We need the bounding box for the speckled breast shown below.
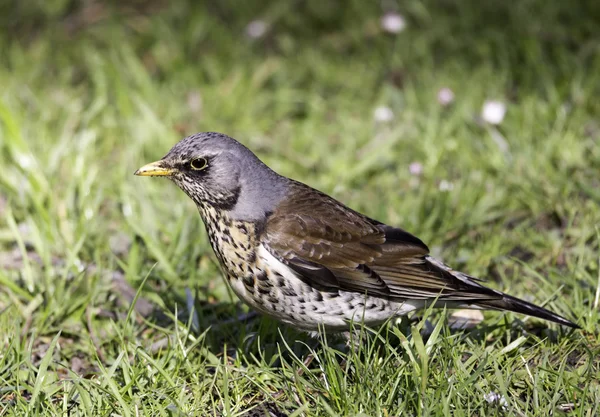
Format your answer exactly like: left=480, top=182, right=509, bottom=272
left=197, top=205, right=261, bottom=279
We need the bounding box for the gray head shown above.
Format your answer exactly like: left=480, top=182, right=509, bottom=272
left=135, top=132, right=289, bottom=220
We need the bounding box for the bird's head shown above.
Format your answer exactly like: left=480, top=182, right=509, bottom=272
left=135, top=132, right=287, bottom=220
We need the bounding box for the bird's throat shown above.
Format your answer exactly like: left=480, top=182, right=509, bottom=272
left=196, top=205, right=262, bottom=278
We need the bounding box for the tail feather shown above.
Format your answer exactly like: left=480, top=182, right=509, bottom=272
left=475, top=293, right=580, bottom=329
left=423, top=256, right=579, bottom=328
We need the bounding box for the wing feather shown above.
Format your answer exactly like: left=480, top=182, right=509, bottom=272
left=263, top=182, right=501, bottom=302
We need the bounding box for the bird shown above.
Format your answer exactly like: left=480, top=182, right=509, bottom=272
left=135, top=132, right=579, bottom=332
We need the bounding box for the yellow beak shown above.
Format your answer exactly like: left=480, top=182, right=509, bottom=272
left=134, top=160, right=175, bottom=177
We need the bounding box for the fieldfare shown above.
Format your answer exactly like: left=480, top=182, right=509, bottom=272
left=135, top=132, right=578, bottom=332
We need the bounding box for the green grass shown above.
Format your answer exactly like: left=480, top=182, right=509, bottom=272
left=1, top=0, right=599, bottom=415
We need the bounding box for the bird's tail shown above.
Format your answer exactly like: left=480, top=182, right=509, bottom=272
left=422, top=256, right=579, bottom=328
left=474, top=293, right=579, bottom=329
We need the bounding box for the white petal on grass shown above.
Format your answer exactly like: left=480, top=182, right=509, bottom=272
left=18, top=222, right=31, bottom=237
left=74, top=258, right=85, bottom=272
left=438, top=179, right=454, bottom=191
left=482, top=100, right=506, bottom=125
left=449, top=309, right=483, bottom=329
left=16, top=152, right=35, bottom=169
left=122, top=203, right=133, bottom=217
left=187, top=91, right=202, bottom=113
left=437, top=87, right=455, bottom=106
left=380, top=12, right=406, bottom=34
left=409, top=162, right=423, bottom=176
left=558, top=404, right=576, bottom=412
left=373, top=106, right=394, bottom=122
left=484, top=391, right=507, bottom=408
left=246, top=20, right=268, bottom=39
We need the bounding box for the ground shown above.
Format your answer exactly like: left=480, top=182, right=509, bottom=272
left=0, top=0, right=599, bottom=415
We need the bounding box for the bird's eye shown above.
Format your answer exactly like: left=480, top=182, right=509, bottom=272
left=190, top=157, right=208, bottom=171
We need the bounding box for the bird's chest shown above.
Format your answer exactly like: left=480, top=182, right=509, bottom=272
left=198, top=206, right=259, bottom=278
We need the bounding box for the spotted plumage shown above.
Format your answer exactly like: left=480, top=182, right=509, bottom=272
left=135, top=132, right=579, bottom=331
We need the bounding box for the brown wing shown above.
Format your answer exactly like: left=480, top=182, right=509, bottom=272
left=263, top=182, right=498, bottom=302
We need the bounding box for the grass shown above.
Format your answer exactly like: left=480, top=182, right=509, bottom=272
left=0, top=0, right=599, bottom=415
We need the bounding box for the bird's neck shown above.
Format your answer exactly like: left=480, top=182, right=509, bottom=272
left=226, top=169, right=289, bottom=222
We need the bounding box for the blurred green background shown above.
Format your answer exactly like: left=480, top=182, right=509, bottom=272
left=0, top=1, right=599, bottom=415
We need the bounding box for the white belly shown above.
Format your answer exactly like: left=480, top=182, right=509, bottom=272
left=227, top=245, right=420, bottom=332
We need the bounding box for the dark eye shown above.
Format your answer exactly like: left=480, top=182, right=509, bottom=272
left=190, top=157, right=208, bottom=171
